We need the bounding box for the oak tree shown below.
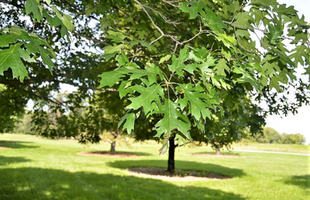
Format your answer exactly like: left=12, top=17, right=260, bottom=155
left=0, top=0, right=309, bottom=173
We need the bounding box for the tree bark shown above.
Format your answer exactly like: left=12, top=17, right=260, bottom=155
left=216, top=148, right=221, bottom=155
left=109, top=141, right=116, bottom=154
left=167, top=136, right=176, bottom=174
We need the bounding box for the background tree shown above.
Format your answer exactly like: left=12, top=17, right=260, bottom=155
left=0, top=84, right=27, bottom=133
left=0, top=0, right=309, bottom=173
left=282, top=133, right=306, bottom=145
left=13, top=111, right=35, bottom=135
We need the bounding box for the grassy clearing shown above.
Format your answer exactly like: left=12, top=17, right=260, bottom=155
left=0, top=134, right=309, bottom=200
left=233, top=142, right=310, bottom=154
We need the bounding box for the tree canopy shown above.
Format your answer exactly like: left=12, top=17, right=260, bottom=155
left=0, top=0, right=309, bottom=172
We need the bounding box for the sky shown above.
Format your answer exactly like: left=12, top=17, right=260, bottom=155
left=264, top=0, right=310, bottom=144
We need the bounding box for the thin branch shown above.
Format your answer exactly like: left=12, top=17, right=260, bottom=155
left=162, top=0, right=180, bottom=8
left=223, top=20, right=269, bottom=34
left=142, top=4, right=180, bottom=25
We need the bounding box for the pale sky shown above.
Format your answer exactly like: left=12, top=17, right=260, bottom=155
left=264, top=0, right=310, bottom=144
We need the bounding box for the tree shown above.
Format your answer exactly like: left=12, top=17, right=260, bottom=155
left=1, top=0, right=309, bottom=173
left=0, top=84, right=27, bottom=133
left=282, top=133, right=306, bottom=144
left=13, top=111, right=35, bottom=135
left=254, top=127, right=283, bottom=144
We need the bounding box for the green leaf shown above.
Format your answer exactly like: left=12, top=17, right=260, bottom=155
left=118, top=112, right=135, bottom=134
left=273, top=4, right=297, bottom=15
left=127, top=84, right=164, bottom=115
left=153, top=99, right=191, bottom=140
left=199, top=54, right=217, bottom=74
left=159, top=55, right=171, bottom=64
left=20, top=33, right=55, bottom=70
left=180, top=2, right=226, bottom=33
left=116, top=52, right=129, bottom=67
left=0, top=32, right=18, bottom=47
left=214, top=59, right=229, bottom=76
left=234, top=12, right=253, bottom=27
left=177, top=84, right=213, bottom=120
left=25, top=0, right=43, bottom=22
left=289, top=45, right=307, bottom=65
left=103, top=44, right=124, bottom=55
left=98, top=67, right=128, bottom=88
left=233, top=66, right=260, bottom=91
left=127, top=63, right=163, bottom=85
left=168, top=46, right=189, bottom=76
left=180, top=2, right=204, bottom=19
left=0, top=44, right=35, bottom=82
left=267, top=24, right=283, bottom=45
left=130, top=40, right=156, bottom=51
left=62, top=14, right=74, bottom=31
left=250, top=0, right=278, bottom=9
left=103, top=44, right=124, bottom=60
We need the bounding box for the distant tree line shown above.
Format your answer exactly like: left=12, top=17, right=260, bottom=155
left=245, top=127, right=306, bottom=145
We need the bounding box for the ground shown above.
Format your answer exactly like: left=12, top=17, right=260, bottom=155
left=77, top=151, right=234, bottom=181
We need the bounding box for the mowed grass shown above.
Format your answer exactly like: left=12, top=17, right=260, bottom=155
left=0, top=134, right=309, bottom=200
left=233, top=142, right=310, bottom=154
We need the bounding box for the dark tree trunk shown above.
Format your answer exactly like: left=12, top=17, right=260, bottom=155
left=110, top=141, right=116, bottom=154
left=167, top=137, right=176, bottom=174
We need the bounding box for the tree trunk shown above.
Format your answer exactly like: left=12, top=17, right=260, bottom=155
left=167, top=137, right=176, bottom=174
left=110, top=141, right=116, bottom=154
left=216, top=148, right=221, bottom=155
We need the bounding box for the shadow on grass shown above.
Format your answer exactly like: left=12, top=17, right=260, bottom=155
left=108, top=160, right=246, bottom=178
left=284, top=175, right=310, bottom=189
left=84, top=151, right=152, bottom=156
left=0, top=155, right=31, bottom=166
left=0, top=140, right=38, bottom=149
left=0, top=167, right=246, bottom=200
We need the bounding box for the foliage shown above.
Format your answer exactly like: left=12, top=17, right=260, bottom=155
left=0, top=0, right=309, bottom=171
left=13, top=111, right=35, bottom=135
left=281, top=133, right=306, bottom=145
left=96, top=0, right=310, bottom=153
left=0, top=84, right=27, bottom=133
left=246, top=127, right=306, bottom=145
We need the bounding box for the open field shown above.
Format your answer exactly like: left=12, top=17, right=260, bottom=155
left=0, top=134, right=309, bottom=200
left=233, top=142, right=310, bottom=154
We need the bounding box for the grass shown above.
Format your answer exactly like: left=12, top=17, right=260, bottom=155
left=0, top=133, right=309, bottom=200
left=233, top=142, right=310, bottom=154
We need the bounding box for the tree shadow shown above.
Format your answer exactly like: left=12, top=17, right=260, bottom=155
left=79, top=150, right=152, bottom=156
left=0, top=140, right=38, bottom=149
left=284, top=174, right=310, bottom=189
left=0, top=167, right=246, bottom=200
left=108, top=160, right=246, bottom=178
left=0, top=155, right=31, bottom=166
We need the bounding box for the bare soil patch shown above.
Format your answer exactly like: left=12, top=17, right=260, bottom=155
left=0, top=146, right=11, bottom=149
left=128, top=167, right=230, bottom=181
left=77, top=151, right=145, bottom=157
left=0, top=141, right=15, bottom=149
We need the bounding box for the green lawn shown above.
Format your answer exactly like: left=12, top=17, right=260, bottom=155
left=0, top=134, right=309, bottom=200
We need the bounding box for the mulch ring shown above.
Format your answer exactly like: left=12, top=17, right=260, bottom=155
left=0, top=141, right=15, bottom=149
left=128, top=167, right=230, bottom=181
left=77, top=151, right=145, bottom=157
left=0, top=146, right=11, bottom=149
